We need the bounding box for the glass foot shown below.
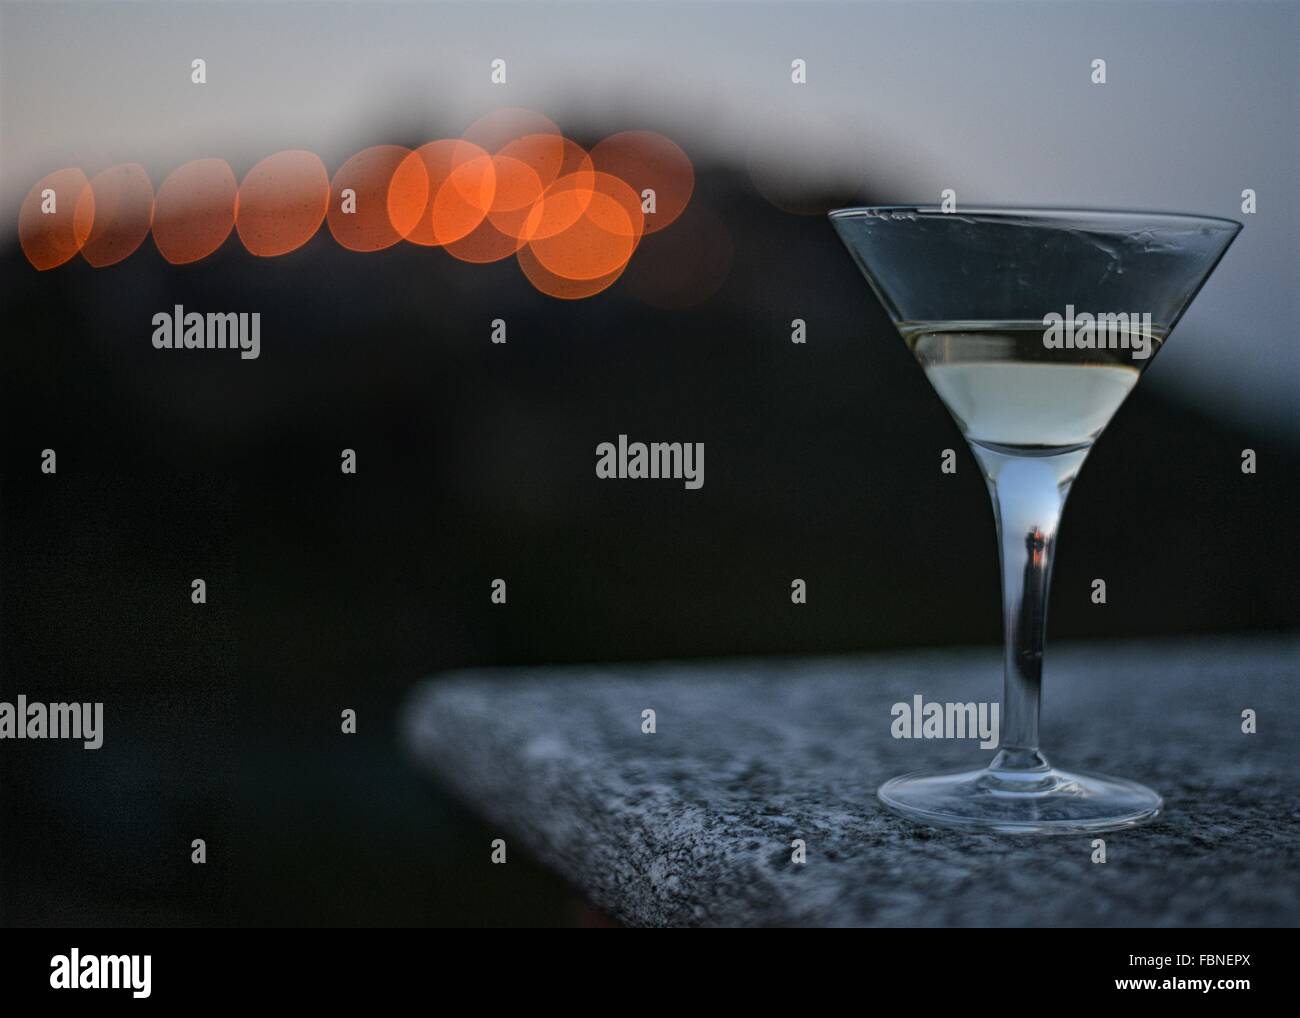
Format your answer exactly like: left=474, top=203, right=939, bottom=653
left=878, top=765, right=1162, bottom=834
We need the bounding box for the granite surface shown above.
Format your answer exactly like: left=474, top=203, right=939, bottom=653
left=403, top=637, right=1300, bottom=927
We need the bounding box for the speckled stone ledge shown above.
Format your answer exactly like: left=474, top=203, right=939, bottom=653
left=404, top=637, right=1300, bottom=927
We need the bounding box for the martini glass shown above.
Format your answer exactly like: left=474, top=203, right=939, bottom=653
left=830, top=206, right=1241, bottom=833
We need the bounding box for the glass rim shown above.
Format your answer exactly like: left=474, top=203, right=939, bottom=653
left=828, top=204, right=1243, bottom=231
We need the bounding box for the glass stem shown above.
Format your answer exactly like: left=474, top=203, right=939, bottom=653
left=970, top=444, right=1088, bottom=776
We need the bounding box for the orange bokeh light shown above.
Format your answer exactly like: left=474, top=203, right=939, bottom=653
left=429, top=152, right=497, bottom=247
left=152, top=158, right=238, bottom=265
left=589, top=130, right=693, bottom=234
left=19, top=167, right=93, bottom=270
left=76, top=163, right=155, bottom=268
left=18, top=115, right=695, bottom=300
left=443, top=217, right=526, bottom=264
left=527, top=178, right=641, bottom=281
left=494, top=132, right=590, bottom=194
left=517, top=242, right=626, bottom=300
left=484, top=154, right=546, bottom=242
left=235, top=150, right=329, bottom=257
left=328, top=145, right=415, bottom=253
left=523, top=175, right=591, bottom=243
left=389, top=140, right=494, bottom=247
left=385, top=146, right=431, bottom=241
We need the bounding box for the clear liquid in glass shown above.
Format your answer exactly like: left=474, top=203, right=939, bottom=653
left=900, top=320, right=1168, bottom=453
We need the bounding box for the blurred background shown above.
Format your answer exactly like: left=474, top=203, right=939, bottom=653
left=1, top=0, right=1296, bottom=926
